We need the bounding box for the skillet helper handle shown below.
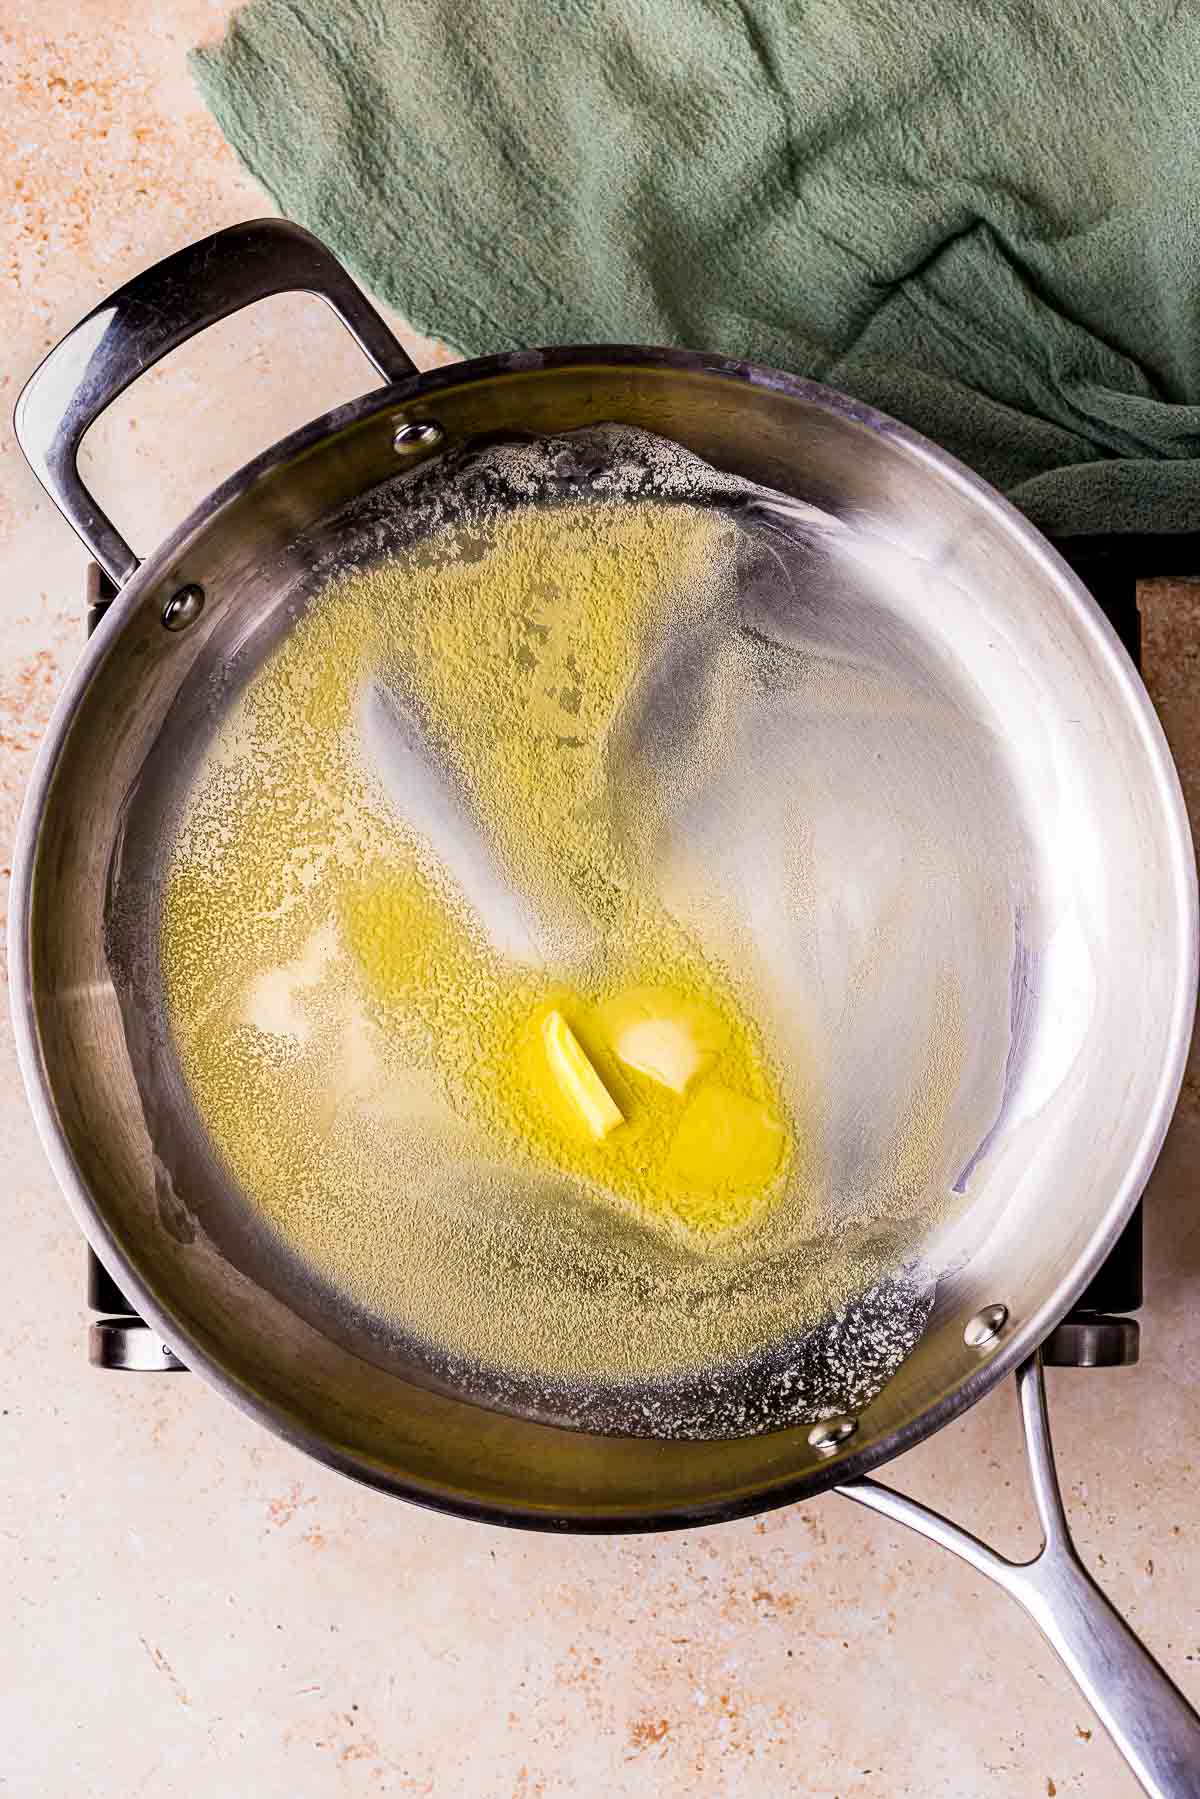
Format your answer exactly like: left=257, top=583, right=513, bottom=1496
left=13, top=217, right=418, bottom=590
left=839, top=1357, right=1200, bottom=1799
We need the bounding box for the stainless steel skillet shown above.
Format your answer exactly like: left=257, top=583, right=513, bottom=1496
left=10, top=219, right=1199, bottom=1793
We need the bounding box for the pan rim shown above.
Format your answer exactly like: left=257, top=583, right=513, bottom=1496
left=10, top=344, right=1197, bottom=1528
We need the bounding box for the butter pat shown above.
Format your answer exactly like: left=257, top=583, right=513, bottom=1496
left=597, top=985, right=728, bottom=1094
left=665, top=1084, right=785, bottom=1193
left=541, top=1009, right=624, bottom=1141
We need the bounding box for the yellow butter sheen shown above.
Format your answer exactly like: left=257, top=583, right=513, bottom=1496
left=665, top=1084, right=787, bottom=1201
left=541, top=1009, right=624, bottom=1140
left=597, top=984, right=728, bottom=1094
left=161, top=498, right=798, bottom=1254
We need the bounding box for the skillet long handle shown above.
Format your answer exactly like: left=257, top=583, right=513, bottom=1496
left=13, top=218, right=416, bottom=589
left=1007, top=1543, right=1200, bottom=1797
left=839, top=1356, right=1200, bottom=1799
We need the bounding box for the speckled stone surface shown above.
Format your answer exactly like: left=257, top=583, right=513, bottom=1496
left=2, top=7, right=1199, bottom=1796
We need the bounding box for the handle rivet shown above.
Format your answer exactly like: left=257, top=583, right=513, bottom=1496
left=393, top=418, right=444, bottom=454
left=163, top=583, right=205, bottom=631
left=964, top=1303, right=1009, bottom=1350
left=808, top=1416, right=858, bottom=1456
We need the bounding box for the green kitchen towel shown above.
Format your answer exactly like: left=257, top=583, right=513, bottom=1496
left=192, top=0, right=1200, bottom=537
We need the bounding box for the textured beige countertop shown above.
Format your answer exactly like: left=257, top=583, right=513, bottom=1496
left=3, top=5, right=1200, bottom=1796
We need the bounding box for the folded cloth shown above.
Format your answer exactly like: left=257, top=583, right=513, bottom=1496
left=193, top=0, right=1200, bottom=536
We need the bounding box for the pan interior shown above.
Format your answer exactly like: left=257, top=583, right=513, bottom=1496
left=105, top=424, right=1037, bottom=1440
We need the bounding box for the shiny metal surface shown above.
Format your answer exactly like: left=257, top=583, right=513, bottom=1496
left=10, top=223, right=1195, bottom=1520
left=12, top=218, right=1197, bottom=1508
left=964, top=1303, right=1009, bottom=1350
left=13, top=219, right=418, bottom=587
left=842, top=1356, right=1200, bottom=1798
left=89, top=1318, right=187, bottom=1372
left=8, top=222, right=1200, bottom=1793
left=808, top=1419, right=859, bottom=1456
left=392, top=417, right=445, bottom=454
left=161, top=583, right=205, bottom=632
left=1042, top=1314, right=1141, bottom=1368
